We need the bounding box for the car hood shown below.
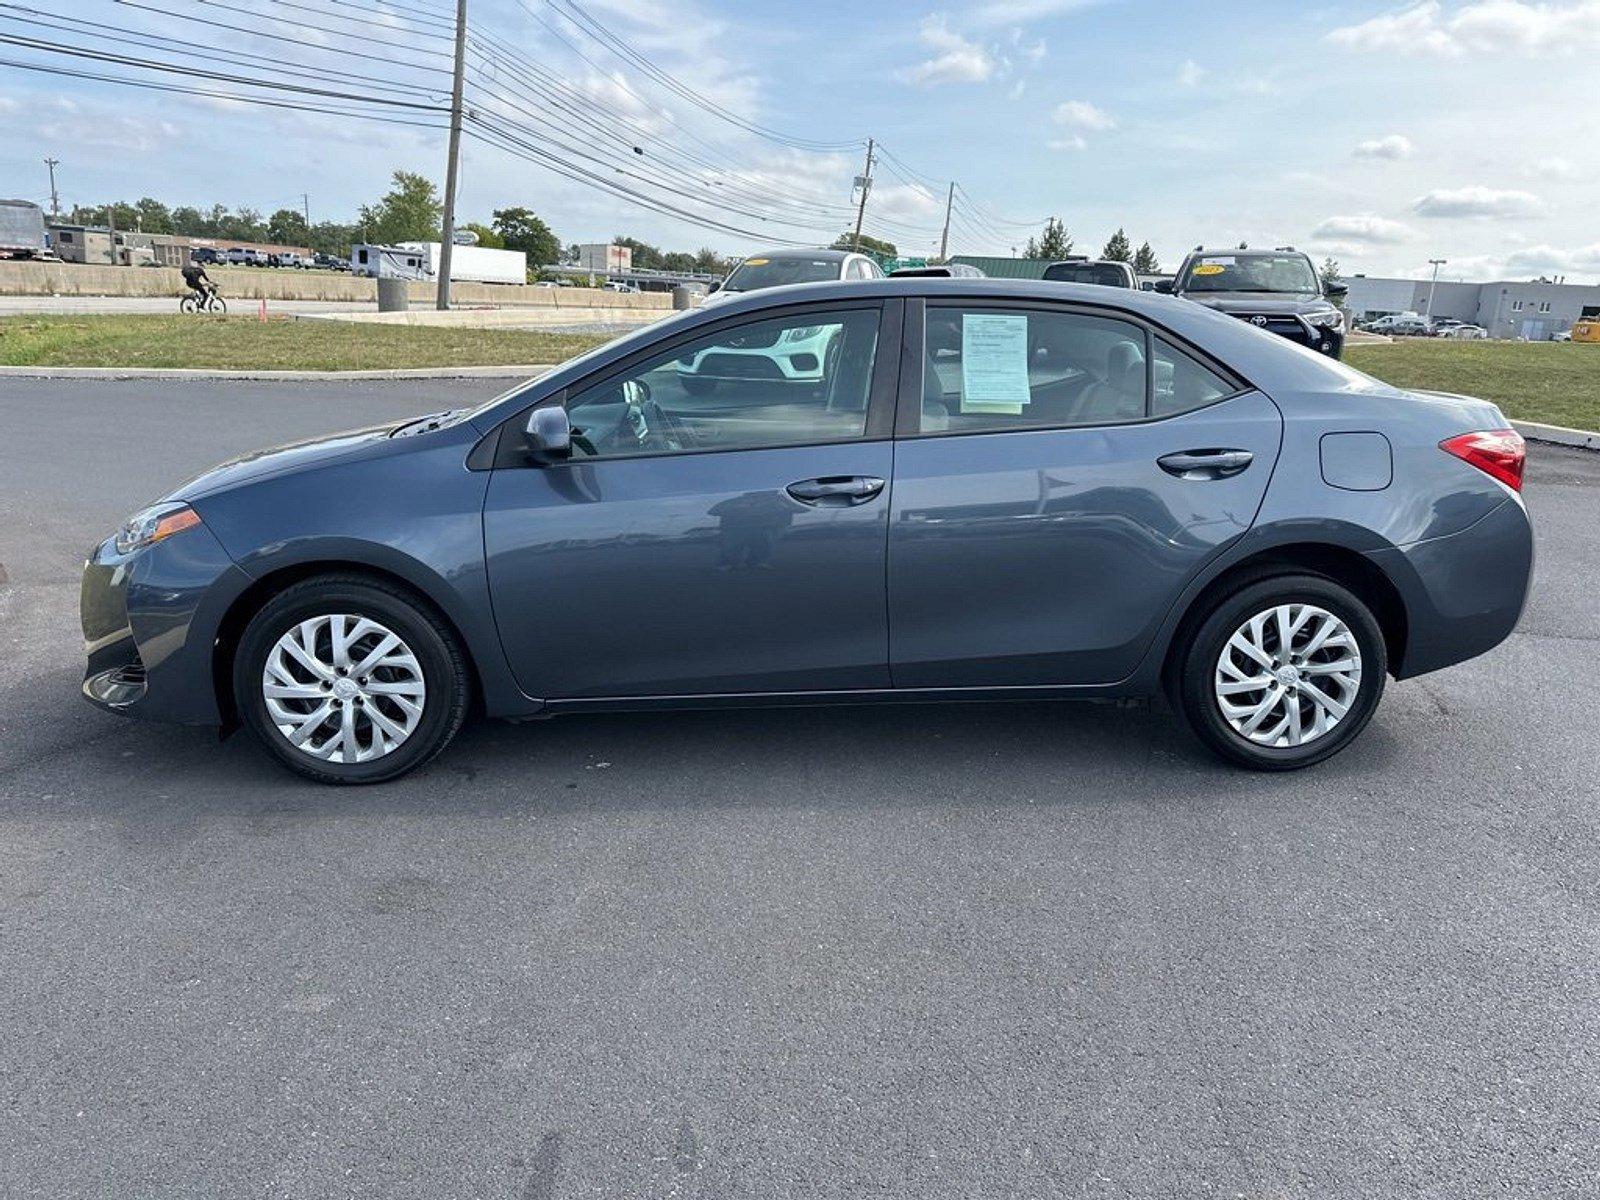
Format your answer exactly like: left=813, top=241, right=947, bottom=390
left=1183, top=291, right=1328, bottom=315
left=169, top=413, right=437, bottom=502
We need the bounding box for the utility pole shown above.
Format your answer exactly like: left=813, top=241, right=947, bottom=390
left=938, top=181, right=954, bottom=262
left=105, top=204, right=118, bottom=266
left=850, top=137, right=874, bottom=252
left=301, top=192, right=311, bottom=227
left=436, top=0, right=468, bottom=310
left=1424, top=258, right=1447, bottom=319
left=43, top=158, right=60, bottom=217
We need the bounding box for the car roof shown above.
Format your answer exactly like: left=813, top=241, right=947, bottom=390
left=1187, top=247, right=1311, bottom=258
left=738, top=247, right=857, bottom=262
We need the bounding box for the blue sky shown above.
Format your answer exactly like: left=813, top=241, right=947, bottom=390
left=3, top=0, right=1597, bottom=281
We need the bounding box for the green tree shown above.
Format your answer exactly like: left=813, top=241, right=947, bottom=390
left=267, top=208, right=311, bottom=246
left=308, top=220, right=357, bottom=258
left=135, top=198, right=173, bottom=234
left=492, top=207, right=560, bottom=265
left=613, top=234, right=664, bottom=270
left=358, top=171, right=442, bottom=245
left=1132, top=241, right=1160, bottom=274
left=832, top=232, right=896, bottom=256
left=1319, top=257, right=1344, bottom=296
left=692, top=246, right=731, bottom=275
left=463, top=221, right=504, bottom=249
left=1024, top=218, right=1072, bottom=260
left=169, top=206, right=206, bottom=236
left=1101, top=227, right=1132, bottom=262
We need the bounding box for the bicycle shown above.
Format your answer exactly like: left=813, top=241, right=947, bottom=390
left=179, top=284, right=227, bottom=315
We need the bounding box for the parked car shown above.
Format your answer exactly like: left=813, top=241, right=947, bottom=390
left=1042, top=258, right=1138, bottom=288
left=190, top=247, right=224, bottom=267
left=1359, top=313, right=1417, bottom=334
left=890, top=264, right=986, bottom=278
left=705, top=248, right=884, bottom=307
left=604, top=280, right=640, bottom=293
left=1163, top=247, right=1347, bottom=357
left=1440, top=323, right=1488, bottom=340
left=80, top=277, right=1532, bottom=784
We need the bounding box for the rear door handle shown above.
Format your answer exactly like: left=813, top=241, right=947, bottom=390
left=786, top=475, right=886, bottom=505
left=1157, top=449, right=1254, bottom=479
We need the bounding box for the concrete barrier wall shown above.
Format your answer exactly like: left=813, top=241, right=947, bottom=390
left=0, top=261, right=673, bottom=311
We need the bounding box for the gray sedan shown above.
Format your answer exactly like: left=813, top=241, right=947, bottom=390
left=81, top=278, right=1532, bottom=783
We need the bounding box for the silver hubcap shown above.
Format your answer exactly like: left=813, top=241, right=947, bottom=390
left=262, top=614, right=426, bottom=763
left=1215, top=603, right=1362, bottom=749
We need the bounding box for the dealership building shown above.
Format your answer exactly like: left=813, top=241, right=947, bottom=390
left=1344, top=273, right=1600, bottom=340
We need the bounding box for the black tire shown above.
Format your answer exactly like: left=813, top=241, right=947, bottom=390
left=680, top=375, right=717, bottom=395
left=179, top=295, right=198, bottom=314
left=234, top=574, right=470, bottom=785
left=207, top=295, right=227, bottom=315
left=1172, top=573, right=1387, bottom=771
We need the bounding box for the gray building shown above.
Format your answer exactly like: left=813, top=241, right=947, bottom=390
left=1345, top=273, right=1600, bottom=340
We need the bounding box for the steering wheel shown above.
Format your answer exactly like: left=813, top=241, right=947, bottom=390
left=612, top=378, right=700, bottom=452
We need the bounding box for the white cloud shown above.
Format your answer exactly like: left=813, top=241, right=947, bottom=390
left=1312, top=214, right=1414, bottom=243
left=1530, top=155, right=1582, bottom=179
left=1328, top=0, right=1600, bottom=57
left=1046, top=100, right=1113, bottom=150
left=1353, top=133, right=1414, bottom=160
left=1051, top=99, right=1115, bottom=130
left=1412, top=185, right=1547, bottom=217
left=898, top=15, right=997, bottom=86
left=1177, top=59, right=1205, bottom=86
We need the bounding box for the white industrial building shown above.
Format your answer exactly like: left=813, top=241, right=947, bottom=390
left=1344, top=274, right=1600, bottom=340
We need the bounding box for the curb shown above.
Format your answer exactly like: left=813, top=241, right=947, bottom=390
left=1512, top=419, right=1600, bottom=452
left=0, top=364, right=555, bottom=382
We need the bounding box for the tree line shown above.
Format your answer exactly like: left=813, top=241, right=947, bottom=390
left=1022, top=219, right=1161, bottom=273
left=64, top=170, right=735, bottom=274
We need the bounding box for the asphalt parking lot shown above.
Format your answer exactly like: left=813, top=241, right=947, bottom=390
left=3, top=377, right=1598, bottom=1198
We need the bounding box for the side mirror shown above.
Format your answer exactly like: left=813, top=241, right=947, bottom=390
left=523, top=406, right=571, bottom=462
left=1326, top=281, right=1349, bottom=299
left=707, top=279, right=721, bottom=293
left=1153, top=279, right=1174, bottom=294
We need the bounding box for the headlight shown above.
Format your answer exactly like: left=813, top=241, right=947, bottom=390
left=114, top=503, right=201, bottom=555
left=1308, top=308, right=1345, bottom=329
left=782, top=325, right=826, bottom=343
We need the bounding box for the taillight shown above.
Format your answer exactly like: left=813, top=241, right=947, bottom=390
left=1440, top=429, right=1525, bottom=492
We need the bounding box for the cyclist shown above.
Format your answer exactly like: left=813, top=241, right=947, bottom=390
left=181, top=256, right=216, bottom=305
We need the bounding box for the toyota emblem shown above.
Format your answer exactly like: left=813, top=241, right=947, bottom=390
left=1251, top=315, right=1269, bottom=326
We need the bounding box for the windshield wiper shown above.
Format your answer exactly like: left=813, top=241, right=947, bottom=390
left=390, top=408, right=466, bottom=438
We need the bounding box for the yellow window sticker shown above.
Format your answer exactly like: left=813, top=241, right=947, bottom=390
left=745, top=257, right=769, bottom=266
left=1192, top=264, right=1226, bottom=276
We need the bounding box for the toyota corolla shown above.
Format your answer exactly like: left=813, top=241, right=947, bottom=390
left=81, top=278, right=1532, bottom=784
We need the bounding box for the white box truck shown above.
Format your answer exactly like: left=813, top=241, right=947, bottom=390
left=397, top=241, right=527, bottom=285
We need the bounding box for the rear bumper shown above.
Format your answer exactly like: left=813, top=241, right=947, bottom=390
left=1366, top=494, right=1534, bottom=679
left=80, top=522, right=254, bottom=726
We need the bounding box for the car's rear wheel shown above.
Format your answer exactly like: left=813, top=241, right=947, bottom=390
left=234, top=575, right=470, bottom=784
left=1174, top=573, right=1386, bottom=770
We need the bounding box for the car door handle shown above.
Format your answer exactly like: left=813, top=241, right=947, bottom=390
left=1157, top=449, right=1254, bottom=479
left=786, top=475, right=886, bottom=505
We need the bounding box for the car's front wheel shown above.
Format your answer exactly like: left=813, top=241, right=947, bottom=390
left=234, top=575, right=470, bottom=784
left=1174, top=573, right=1387, bottom=770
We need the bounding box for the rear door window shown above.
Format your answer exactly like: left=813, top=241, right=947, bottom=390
left=917, top=305, right=1150, bottom=433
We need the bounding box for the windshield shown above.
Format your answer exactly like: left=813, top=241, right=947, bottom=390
left=1181, top=253, right=1319, bottom=294
left=1042, top=262, right=1130, bottom=287
left=723, top=256, right=842, bottom=292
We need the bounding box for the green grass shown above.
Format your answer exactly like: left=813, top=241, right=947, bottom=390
left=1347, top=339, right=1600, bottom=430
left=0, top=315, right=612, bottom=371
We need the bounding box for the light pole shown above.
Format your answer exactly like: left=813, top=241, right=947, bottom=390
left=43, top=158, right=61, bottom=217
left=1424, top=258, right=1446, bottom=319
left=436, top=0, right=468, bottom=310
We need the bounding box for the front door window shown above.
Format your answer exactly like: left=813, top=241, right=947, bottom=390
left=562, top=308, right=881, bottom=459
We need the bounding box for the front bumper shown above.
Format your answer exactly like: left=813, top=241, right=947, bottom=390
left=676, top=333, right=833, bottom=383
left=80, top=520, right=254, bottom=726
left=1227, top=311, right=1345, bottom=357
